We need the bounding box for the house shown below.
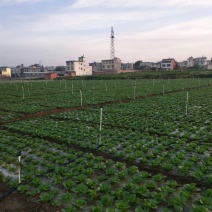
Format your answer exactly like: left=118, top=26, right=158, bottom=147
left=22, top=72, right=46, bottom=78
left=66, top=55, right=92, bottom=76
left=121, top=63, right=134, bottom=70
left=161, top=58, right=176, bottom=70
left=187, top=57, right=194, bottom=68
left=187, top=56, right=207, bottom=68
left=28, top=64, right=44, bottom=72
left=139, top=61, right=152, bottom=68
left=207, top=58, right=212, bottom=70
left=89, top=62, right=102, bottom=72
left=45, top=73, right=58, bottom=80
left=101, top=57, right=121, bottom=71
left=0, top=67, right=12, bottom=77
left=194, top=56, right=207, bottom=68
left=151, top=62, right=161, bottom=70
left=178, top=61, right=187, bottom=70
left=44, top=66, right=56, bottom=72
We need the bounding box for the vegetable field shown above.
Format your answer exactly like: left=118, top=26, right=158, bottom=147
left=0, top=78, right=211, bottom=211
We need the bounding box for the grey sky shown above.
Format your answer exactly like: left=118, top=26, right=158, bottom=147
left=0, top=0, right=212, bottom=66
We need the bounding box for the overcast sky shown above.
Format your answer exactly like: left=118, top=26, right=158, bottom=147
left=0, top=0, right=212, bottom=66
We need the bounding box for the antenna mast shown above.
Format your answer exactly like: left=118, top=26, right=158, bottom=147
left=110, top=27, right=115, bottom=60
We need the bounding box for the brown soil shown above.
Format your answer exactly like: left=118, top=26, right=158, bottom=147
left=0, top=181, right=60, bottom=212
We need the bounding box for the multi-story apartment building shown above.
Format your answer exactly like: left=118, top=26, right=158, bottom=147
left=101, top=57, right=121, bottom=71
left=194, top=56, right=207, bottom=67
left=66, top=55, right=92, bottom=76
left=187, top=57, right=194, bottom=68
left=21, top=64, right=44, bottom=78
left=161, top=58, right=176, bottom=70
left=187, top=56, right=207, bottom=68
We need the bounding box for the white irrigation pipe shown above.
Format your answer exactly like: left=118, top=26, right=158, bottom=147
left=99, top=108, right=103, bottom=145
left=80, top=90, right=83, bottom=107
left=18, top=154, right=21, bottom=184
left=187, top=91, right=189, bottom=103
left=22, top=86, right=25, bottom=100
left=186, top=103, right=188, bottom=116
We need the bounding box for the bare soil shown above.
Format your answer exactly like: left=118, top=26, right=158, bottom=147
left=0, top=181, right=60, bottom=212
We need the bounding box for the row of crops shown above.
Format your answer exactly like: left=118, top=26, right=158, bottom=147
left=0, top=78, right=211, bottom=114
left=0, top=78, right=211, bottom=211
left=0, top=130, right=211, bottom=211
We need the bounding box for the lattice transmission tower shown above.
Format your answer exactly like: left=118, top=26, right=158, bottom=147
left=110, top=27, right=115, bottom=60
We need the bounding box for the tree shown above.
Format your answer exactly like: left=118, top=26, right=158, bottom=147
left=133, top=61, right=141, bottom=68
left=55, top=66, right=65, bottom=72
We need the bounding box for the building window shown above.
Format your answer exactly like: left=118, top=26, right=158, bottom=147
left=108, top=66, right=110, bottom=68
left=103, top=66, right=105, bottom=68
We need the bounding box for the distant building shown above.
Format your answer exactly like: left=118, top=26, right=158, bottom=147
left=194, top=56, right=207, bottom=67
left=178, top=61, right=187, bottom=70
left=161, top=58, right=176, bottom=70
left=18, top=64, right=44, bottom=78
left=22, top=72, right=46, bottom=78
left=66, top=55, right=92, bottom=76
left=151, top=62, right=161, bottom=70
left=187, top=56, right=207, bottom=68
left=0, top=67, right=12, bottom=77
left=28, top=64, right=44, bottom=72
left=187, top=57, right=194, bottom=68
left=121, top=63, right=134, bottom=70
left=139, top=61, right=152, bottom=67
left=138, top=61, right=161, bottom=70
left=45, top=73, right=58, bottom=80
left=207, top=58, right=212, bottom=70
left=89, top=62, right=102, bottom=72
left=45, top=66, right=56, bottom=72
left=102, top=57, right=121, bottom=71
left=14, top=64, right=24, bottom=77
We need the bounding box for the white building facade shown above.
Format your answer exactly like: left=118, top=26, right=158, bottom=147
left=66, top=55, right=92, bottom=76
left=187, top=56, right=207, bottom=68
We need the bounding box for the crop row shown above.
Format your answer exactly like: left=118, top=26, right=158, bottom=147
left=0, top=78, right=211, bottom=113
left=0, top=130, right=211, bottom=211
left=5, top=86, right=212, bottom=184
